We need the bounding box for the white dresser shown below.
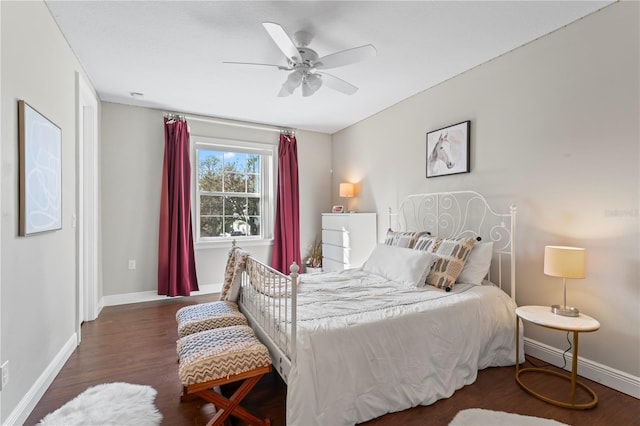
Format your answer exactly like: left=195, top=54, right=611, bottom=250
left=321, top=213, right=377, bottom=272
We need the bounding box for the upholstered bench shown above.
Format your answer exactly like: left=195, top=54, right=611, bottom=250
left=177, top=325, right=272, bottom=426
left=176, top=300, right=248, bottom=338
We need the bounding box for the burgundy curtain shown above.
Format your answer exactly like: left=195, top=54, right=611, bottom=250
left=157, top=117, right=199, bottom=296
left=271, top=134, right=301, bottom=273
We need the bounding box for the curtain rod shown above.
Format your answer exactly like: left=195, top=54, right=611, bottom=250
left=180, top=114, right=295, bottom=135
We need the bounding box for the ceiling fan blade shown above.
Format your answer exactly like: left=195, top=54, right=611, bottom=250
left=223, top=61, right=291, bottom=71
left=262, top=22, right=300, bottom=63
left=317, top=72, right=358, bottom=95
left=315, top=44, right=376, bottom=70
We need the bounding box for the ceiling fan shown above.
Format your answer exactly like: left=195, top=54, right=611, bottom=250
left=224, top=22, right=376, bottom=97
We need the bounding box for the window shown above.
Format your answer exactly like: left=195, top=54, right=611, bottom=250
left=192, top=136, right=275, bottom=245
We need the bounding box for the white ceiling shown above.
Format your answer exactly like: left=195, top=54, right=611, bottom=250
left=46, top=1, right=613, bottom=134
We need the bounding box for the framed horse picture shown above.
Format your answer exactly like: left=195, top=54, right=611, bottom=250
left=426, top=121, right=470, bottom=178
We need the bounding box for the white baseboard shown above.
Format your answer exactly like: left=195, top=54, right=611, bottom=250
left=524, top=337, right=640, bottom=399
left=5, top=334, right=78, bottom=426
left=102, top=283, right=222, bottom=307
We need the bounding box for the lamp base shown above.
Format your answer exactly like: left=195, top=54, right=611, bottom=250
left=551, top=304, right=580, bottom=317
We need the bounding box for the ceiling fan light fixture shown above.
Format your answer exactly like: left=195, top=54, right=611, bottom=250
left=306, top=73, right=322, bottom=91
left=278, top=70, right=304, bottom=97
left=301, top=82, right=313, bottom=97
left=286, top=69, right=303, bottom=88
left=302, top=81, right=321, bottom=97
left=301, top=73, right=322, bottom=96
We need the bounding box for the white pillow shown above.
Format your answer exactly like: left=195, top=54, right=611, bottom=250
left=456, top=241, right=493, bottom=285
left=362, top=244, right=435, bottom=287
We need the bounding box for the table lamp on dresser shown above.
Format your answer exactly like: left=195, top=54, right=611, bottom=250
left=544, top=245, right=586, bottom=317
left=339, top=183, right=355, bottom=213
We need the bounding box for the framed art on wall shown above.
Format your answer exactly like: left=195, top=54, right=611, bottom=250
left=18, top=100, right=62, bottom=236
left=426, top=120, right=470, bottom=178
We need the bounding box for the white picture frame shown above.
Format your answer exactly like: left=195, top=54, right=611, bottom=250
left=18, top=100, right=62, bottom=235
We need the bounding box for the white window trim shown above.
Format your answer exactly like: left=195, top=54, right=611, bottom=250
left=191, top=135, right=276, bottom=249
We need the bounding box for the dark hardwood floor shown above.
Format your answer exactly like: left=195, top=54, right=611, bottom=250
left=26, top=295, right=639, bottom=426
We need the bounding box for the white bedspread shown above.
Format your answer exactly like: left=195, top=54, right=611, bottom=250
left=286, top=268, right=523, bottom=426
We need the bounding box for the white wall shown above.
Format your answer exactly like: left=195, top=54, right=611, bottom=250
left=100, top=103, right=332, bottom=300
left=1, top=1, right=89, bottom=423
left=332, top=1, right=639, bottom=380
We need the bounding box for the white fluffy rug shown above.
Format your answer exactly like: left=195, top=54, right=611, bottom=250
left=39, top=382, right=162, bottom=426
left=449, top=408, right=568, bottom=426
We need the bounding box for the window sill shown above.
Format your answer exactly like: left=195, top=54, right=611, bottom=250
left=196, top=238, right=274, bottom=250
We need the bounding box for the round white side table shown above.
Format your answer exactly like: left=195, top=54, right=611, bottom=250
left=515, top=305, right=600, bottom=409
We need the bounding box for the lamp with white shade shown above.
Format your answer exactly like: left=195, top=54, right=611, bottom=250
left=544, top=245, right=586, bottom=317
left=339, top=183, right=355, bottom=213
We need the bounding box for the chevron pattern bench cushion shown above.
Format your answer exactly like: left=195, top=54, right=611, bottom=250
left=176, top=301, right=248, bottom=337
left=177, top=325, right=271, bottom=387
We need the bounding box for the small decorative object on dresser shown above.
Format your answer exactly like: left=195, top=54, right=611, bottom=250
left=322, top=212, right=376, bottom=272
left=331, top=205, right=344, bottom=213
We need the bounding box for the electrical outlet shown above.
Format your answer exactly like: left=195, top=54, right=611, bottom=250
left=1, top=361, right=9, bottom=390
left=128, top=260, right=136, bottom=270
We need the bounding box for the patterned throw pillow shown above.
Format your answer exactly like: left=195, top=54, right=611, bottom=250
left=425, top=238, right=476, bottom=291
left=413, top=234, right=440, bottom=252
left=384, top=229, right=431, bottom=248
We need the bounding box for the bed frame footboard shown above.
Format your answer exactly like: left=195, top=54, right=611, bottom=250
left=238, top=257, right=298, bottom=384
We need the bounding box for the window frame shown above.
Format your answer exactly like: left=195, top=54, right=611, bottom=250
left=191, top=135, right=276, bottom=249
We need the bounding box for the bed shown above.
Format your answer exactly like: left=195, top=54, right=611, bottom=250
left=235, top=191, right=523, bottom=425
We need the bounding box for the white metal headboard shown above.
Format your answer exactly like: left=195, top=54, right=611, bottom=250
left=392, top=191, right=516, bottom=300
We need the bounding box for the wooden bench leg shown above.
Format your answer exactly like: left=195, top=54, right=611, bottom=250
left=181, top=385, right=196, bottom=402
left=197, top=374, right=269, bottom=426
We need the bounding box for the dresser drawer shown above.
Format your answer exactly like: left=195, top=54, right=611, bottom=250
left=322, top=214, right=349, bottom=231
left=322, top=243, right=350, bottom=264
left=322, top=229, right=350, bottom=247
left=322, top=257, right=345, bottom=273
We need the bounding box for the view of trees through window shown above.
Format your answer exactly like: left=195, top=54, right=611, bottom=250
left=198, top=149, right=261, bottom=238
